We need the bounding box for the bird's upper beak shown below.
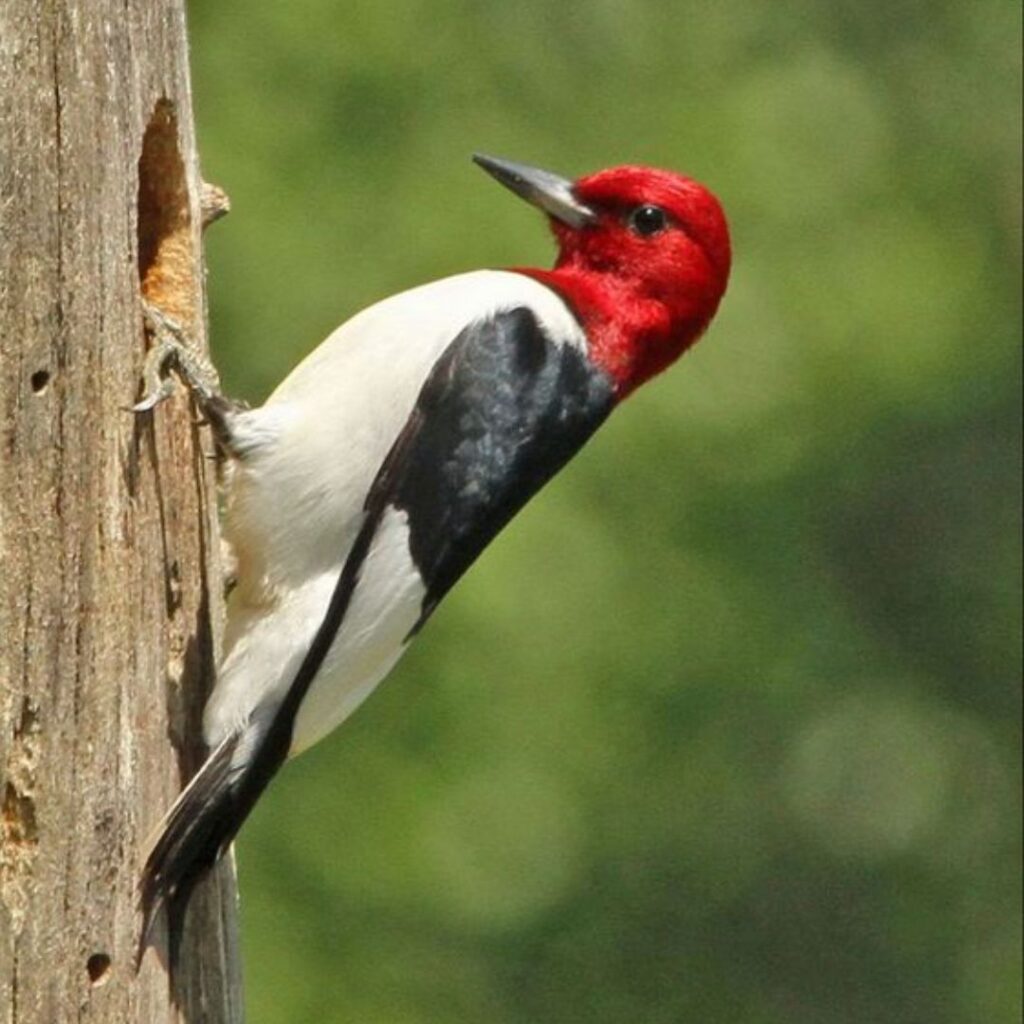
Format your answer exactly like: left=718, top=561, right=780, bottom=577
left=473, top=153, right=597, bottom=230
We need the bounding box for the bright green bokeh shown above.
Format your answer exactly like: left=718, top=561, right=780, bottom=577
left=188, top=2, right=1022, bottom=1021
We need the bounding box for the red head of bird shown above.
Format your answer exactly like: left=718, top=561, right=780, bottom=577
left=474, top=155, right=731, bottom=397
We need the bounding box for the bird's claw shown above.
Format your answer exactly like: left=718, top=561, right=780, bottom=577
left=133, top=300, right=221, bottom=413
left=131, top=375, right=177, bottom=413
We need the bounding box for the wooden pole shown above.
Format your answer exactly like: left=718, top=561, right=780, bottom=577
left=0, top=2, right=243, bottom=1020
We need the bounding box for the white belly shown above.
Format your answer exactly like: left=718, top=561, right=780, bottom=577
left=203, top=508, right=425, bottom=754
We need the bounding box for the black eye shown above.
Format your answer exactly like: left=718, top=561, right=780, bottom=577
left=628, top=204, right=667, bottom=237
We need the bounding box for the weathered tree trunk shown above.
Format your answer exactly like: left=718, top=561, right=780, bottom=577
left=0, top=2, right=242, bottom=1021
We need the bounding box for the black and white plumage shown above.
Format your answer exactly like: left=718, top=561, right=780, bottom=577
left=139, top=272, right=613, bottom=953
left=138, top=155, right=732, bottom=961
left=207, top=271, right=609, bottom=753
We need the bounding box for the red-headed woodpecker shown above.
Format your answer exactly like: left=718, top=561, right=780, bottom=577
left=137, top=154, right=731, bottom=961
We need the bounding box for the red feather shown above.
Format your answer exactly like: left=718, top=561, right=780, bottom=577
left=519, top=166, right=730, bottom=397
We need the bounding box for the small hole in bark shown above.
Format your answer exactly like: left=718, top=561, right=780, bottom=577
left=30, top=370, right=50, bottom=394
left=2, top=782, right=38, bottom=845
left=86, top=953, right=111, bottom=986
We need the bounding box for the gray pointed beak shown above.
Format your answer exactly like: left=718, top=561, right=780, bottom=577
left=473, top=153, right=597, bottom=229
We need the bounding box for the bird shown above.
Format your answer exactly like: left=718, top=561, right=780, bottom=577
left=136, top=153, right=731, bottom=963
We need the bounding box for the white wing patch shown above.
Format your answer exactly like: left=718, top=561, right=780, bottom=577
left=290, top=506, right=425, bottom=753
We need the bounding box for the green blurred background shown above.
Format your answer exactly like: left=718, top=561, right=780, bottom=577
left=188, top=3, right=1022, bottom=1021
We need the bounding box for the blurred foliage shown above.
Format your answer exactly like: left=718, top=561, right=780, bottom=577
left=188, top=1, right=1021, bottom=1021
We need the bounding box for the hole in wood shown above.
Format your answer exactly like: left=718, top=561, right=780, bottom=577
left=2, top=782, right=38, bottom=846
left=30, top=369, right=50, bottom=393
left=86, top=952, right=112, bottom=987
left=137, top=98, right=195, bottom=326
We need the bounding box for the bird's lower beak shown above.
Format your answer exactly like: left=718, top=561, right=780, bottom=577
left=473, top=153, right=597, bottom=230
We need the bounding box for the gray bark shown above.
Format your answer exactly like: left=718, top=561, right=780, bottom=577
left=0, top=2, right=243, bottom=1020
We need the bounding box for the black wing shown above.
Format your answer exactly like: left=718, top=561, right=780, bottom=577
left=281, top=304, right=614, bottom=724
left=368, top=304, right=616, bottom=630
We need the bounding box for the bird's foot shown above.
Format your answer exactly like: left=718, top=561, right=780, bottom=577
left=134, top=301, right=222, bottom=413
left=133, top=300, right=249, bottom=456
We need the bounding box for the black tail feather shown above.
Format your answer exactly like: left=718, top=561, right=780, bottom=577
left=137, top=731, right=248, bottom=969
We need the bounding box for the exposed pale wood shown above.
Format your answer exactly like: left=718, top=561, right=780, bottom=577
left=0, top=2, right=243, bottom=1020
